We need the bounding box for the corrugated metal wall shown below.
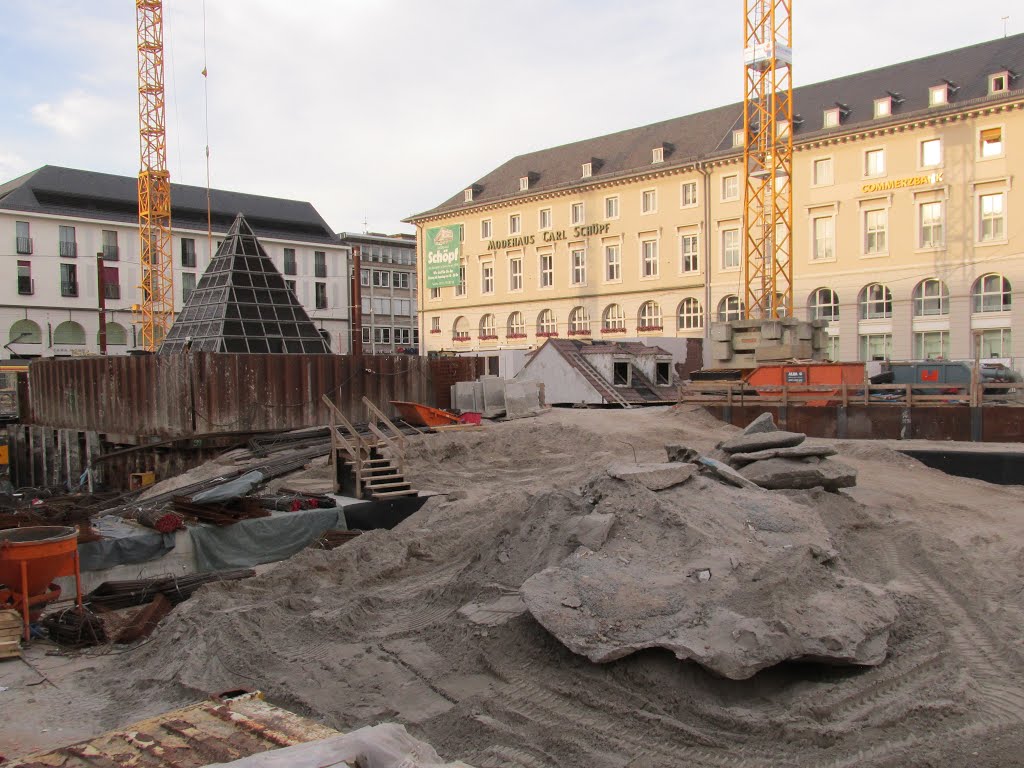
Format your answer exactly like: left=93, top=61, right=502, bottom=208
left=25, top=353, right=481, bottom=438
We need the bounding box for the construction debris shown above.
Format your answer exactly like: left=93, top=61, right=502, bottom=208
left=87, top=569, right=256, bottom=613
left=40, top=606, right=108, bottom=648
left=0, top=608, right=21, bottom=659
left=112, top=593, right=173, bottom=644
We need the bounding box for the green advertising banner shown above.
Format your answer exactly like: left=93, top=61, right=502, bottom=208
left=425, top=224, right=463, bottom=289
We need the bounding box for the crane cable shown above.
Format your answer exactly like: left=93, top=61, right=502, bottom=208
left=202, top=0, right=213, bottom=260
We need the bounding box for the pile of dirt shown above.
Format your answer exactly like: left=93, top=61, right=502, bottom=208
left=66, top=407, right=1024, bottom=768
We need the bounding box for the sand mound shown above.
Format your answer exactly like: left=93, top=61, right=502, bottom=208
left=70, top=408, right=1024, bottom=768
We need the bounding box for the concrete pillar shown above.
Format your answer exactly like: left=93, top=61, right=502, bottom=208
left=890, top=286, right=913, bottom=361
left=948, top=293, right=972, bottom=360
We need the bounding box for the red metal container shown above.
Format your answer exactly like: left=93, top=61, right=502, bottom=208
left=0, top=525, right=83, bottom=641
left=746, top=362, right=865, bottom=406
left=389, top=400, right=461, bottom=428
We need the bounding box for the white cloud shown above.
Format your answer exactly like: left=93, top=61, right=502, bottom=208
left=31, top=90, right=120, bottom=138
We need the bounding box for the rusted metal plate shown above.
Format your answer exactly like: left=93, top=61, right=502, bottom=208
left=25, top=354, right=480, bottom=439
left=6, top=691, right=340, bottom=767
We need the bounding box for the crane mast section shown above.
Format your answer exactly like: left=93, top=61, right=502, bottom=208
left=742, top=0, right=794, bottom=320
left=136, top=0, right=174, bottom=351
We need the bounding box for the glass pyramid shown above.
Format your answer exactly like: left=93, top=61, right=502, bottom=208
left=160, top=213, right=332, bottom=354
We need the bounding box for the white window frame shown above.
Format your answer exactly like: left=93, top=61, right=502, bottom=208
left=811, top=214, right=835, bottom=261
left=568, top=307, right=591, bottom=335
left=721, top=228, right=740, bottom=270
left=509, top=255, right=523, bottom=292
left=638, top=301, right=662, bottom=330
left=918, top=201, right=944, bottom=249
left=823, top=108, right=840, bottom=128
left=640, top=239, right=659, bottom=279
left=678, top=297, right=703, bottom=330
left=480, top=219, right=492, bottom=240
left=539, top=252, right=554, bottom=289
left=989, top=72, right=1009, bottom=95
left=919, top=138, right=942, bottom=168
left=718, top=295, right=744, bottom=322
left=429, top=287, right=441, bottom=301
left=860, top=283, right=893, bottom=319
left=929, top=84, right=949, bottom=106
left=680, top=233, right=699, bottom=274
left=430, top=316, right=440, bottom=332
left=973, top=274, right=1012, bottom=313
left=812, top=156, right=834, bottom=186
left=641, top=188, right=657, bottom=215
left=978, top=328, right=1012, bottom=358
left=873, top=97, right=892, bottom=118
left=481, top=261, right=494, bottom=295
left=680, top=181, right=698, bottom=208
left=863, top=208, right=889, bottom=256
left=604, top=195, right=619, bottom=220
left=507, top=311, right=526, bottom=337
left=913, top=278, right=949, bottom=317
left=537, top=309, right=557, bottom=336
left=978, top=191, right=1006, bottom=243
left=570, top=247, right=587, bottom=286
left=721, top=174, right=739, bottom=201
left=808, top=287, right=840, bottom=322
left=570, top=201, right=585, bottom=226
left=454, top=261, right=467, bottom=297
left=480, top=314, right=496, bottom=339
left=603, top=304, right=625, bottom=331
left=732, top=129, right=745, bottom=147
left=539, top=207, right=552, bottom=230
left=604, top=243, right=621, bottom=283
left=581, top=162, right=593, bottom=178
left=652, top=146, right=665, bottom=163
left=508, top=213, right=522, bottom=235
left=864, top=147, right=886, bottom=178
left=979, top=126, right=1004, bottom=159
left=519, top=176, right=530, bottom=192
left=859, top=333, right=893, bottom=362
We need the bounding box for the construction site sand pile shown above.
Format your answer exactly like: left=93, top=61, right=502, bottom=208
left=77, top=407, right=1024, bottom=768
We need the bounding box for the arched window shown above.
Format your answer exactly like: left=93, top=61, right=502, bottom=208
left=677, top=298, right=703, bottom=330
left=537, top=309, right=557, bottom=336
left=507, top=312, right=525, bottom=337
left=479, top=314, right=496, bottom=339
left=859, top=283, right=892, bottom=319
left=453, top=316, right=469, bottom=340
left=602, top=304, right=625, bottom=331
left=53, top=321, right=85, bottom=345
left=913, top=279, right=949, bottom=316
left=638, top=301, right=663, bottom=330
left=808, top=288, right=839, bottom=321
left=972, top=274, right=1011, bottom=313
left=103, top=322, right=128, bottom=346
left=717, top=295, right=744, bottom=322
left=9, top=319, right=42, bottom=345
left=568, top=306, right=591, bottom=335
left=772, top=293, right=790, bottom=318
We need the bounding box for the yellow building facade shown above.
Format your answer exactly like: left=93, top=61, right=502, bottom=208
left=408, top=35, right=1024, bottom=373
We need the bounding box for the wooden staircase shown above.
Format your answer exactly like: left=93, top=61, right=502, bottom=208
left=321, top=395, right=418, bottom=500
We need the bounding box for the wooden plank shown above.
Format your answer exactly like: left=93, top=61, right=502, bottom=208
left=0, top=639, right=22, bottom=659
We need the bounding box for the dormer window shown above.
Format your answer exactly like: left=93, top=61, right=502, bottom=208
left=732, top=129, right=745, bottom=147
left=652, top=146, right=665, bottom=163
left=929, top=84, right=949, bottom=106
left=823, top=108, right=841, bottom=128
left=776, top=120, right=791, bottom=140
left=464, top=184, right=481, bottom=203
left=519, top=176, right=530, bottom=191
left=581, top=162, right=593, bottom=178
left=989, top=71, right=1010, bottom=94
left=874, top=97, right=892, bottom=118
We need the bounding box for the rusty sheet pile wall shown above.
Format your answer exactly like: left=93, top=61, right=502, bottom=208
left=26, top=354, right=482, bottom=438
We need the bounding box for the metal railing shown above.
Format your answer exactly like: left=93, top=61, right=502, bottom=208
left=17, top=277, right=34, bottom=295
left=60, top=281, right=79, bottom=297
left=59, top=241, right=77, bottom=258
left=315, top=264, right=327, bottom=278
left=16, top=237, right=32, bottom=255
left=678, top=378, right=1024, bottom=408
left=102, top=244, right=119, bottom=261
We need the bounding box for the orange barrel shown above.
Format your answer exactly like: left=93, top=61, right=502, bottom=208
left=0, top=526, right=78, bottom=600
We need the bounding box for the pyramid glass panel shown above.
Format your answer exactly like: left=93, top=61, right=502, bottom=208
left=160, top=213, right=331, bottom=354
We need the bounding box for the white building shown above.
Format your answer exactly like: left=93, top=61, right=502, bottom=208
left=0, top=166, right=350, bottom=358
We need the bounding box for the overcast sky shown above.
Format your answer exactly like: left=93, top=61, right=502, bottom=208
left=0, top=1, right=1017, bottom=236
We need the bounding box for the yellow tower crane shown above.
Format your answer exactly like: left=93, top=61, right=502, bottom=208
left=742, top=0, right=794, bottom=319
left=135, top=0, right=174, bottom=350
